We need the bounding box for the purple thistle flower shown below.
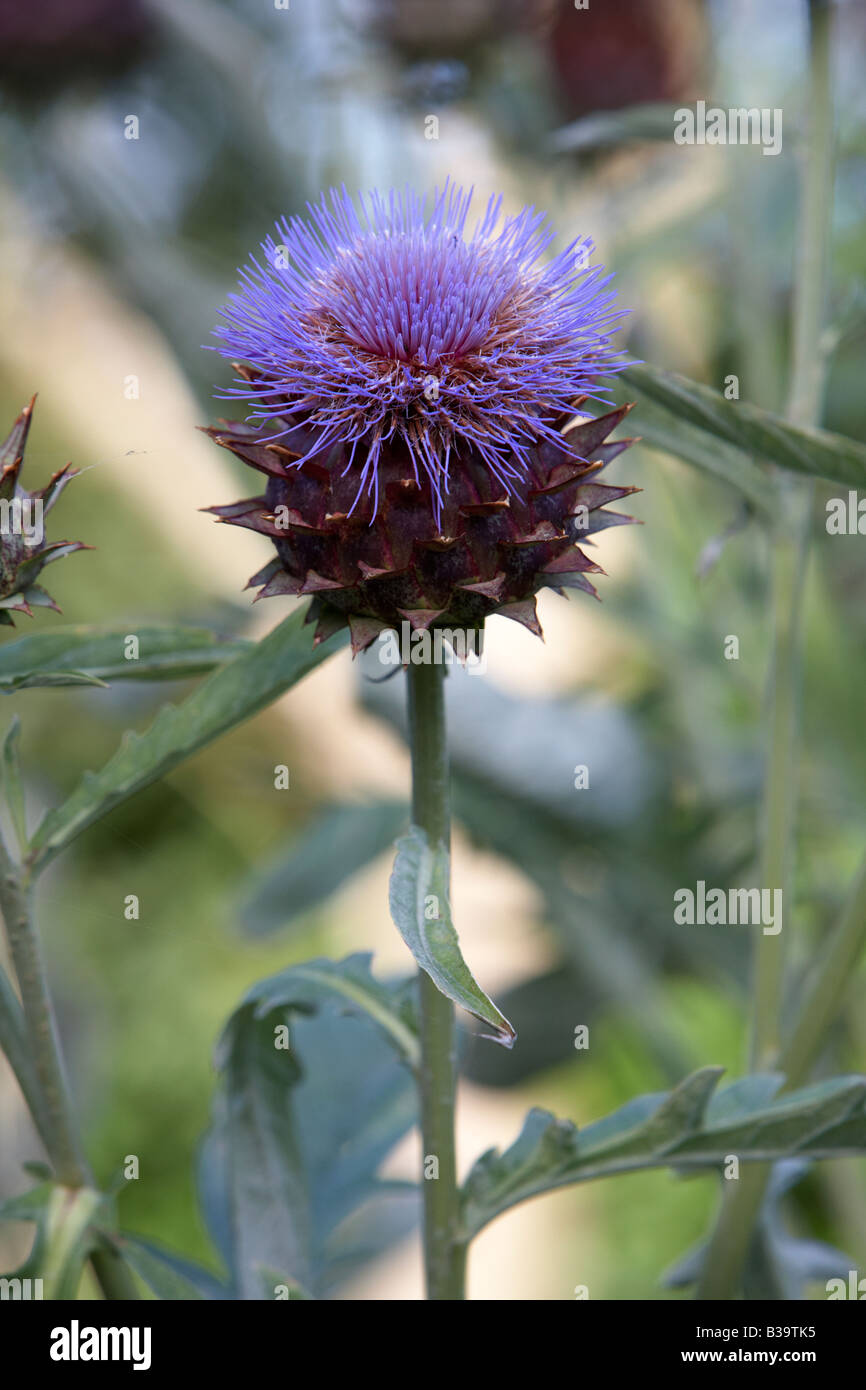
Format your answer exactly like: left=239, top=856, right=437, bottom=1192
left=206, top=182, right=638, bottom=650
left=213, top=182, right=627, bottom=522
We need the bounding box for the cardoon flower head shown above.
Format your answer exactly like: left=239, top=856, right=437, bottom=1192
left=0, top=399, right=86, bottom=625
left=206, top=183, right=638, bottom=650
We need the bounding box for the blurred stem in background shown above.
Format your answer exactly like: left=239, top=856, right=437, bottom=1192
left=696, top=0, right=835, bottom=1300
left=407, top=660, right=466, bottom=1301
left=0, top=832, right=139, bottom=1300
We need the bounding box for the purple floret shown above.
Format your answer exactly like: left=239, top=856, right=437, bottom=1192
left=213, top=181, right=627, bottom=521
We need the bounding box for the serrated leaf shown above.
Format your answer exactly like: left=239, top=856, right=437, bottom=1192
left=27, top=608, right=346, bottom=873
left=240, top=801, right=409, bottom=937
left=389, top=825, right=515, bottom=1047
left=461, top=1070, right=866, bottom=1238
left=620, top=363, right=866, bottom=489
left=0, top=624, right=251, bottom=693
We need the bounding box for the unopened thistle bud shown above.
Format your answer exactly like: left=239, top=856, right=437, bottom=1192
left=0, top=399, right=86, bottom=625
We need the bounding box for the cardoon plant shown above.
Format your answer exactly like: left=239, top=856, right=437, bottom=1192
left=206, top=182, right=637, bottom=1297
left=5, top=7, right=866, bottom=1307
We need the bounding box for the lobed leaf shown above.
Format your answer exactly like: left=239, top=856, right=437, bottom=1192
left=461, top=1069, right=866, bottom=1238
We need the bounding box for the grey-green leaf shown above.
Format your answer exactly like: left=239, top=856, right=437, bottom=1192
left=619, top=381, right=773, bottom=511
left=238, top=952, right=419, bottom=1070
left=0, top=624, right=251, bottom=693
left=206, top=956, right=418, bottom=1299
left=461, top=1070, right=866, bottom=1238
left=389, top=825, right=515, bottom=1047
left=218, top=1008, right=312, bottom=1300
left=28, top=608, right=346, bottom=873
left=620, top=363, right=866, bottom=490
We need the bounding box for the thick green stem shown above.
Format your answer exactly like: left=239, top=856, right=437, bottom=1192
left=696, top=0, right=834, bottom=1300
left=0, top=834, right=139, bottom=1300
left=0, top=838, right=87, bottom=1188
left=0, top=956, right=54, bottom=1150
left=407, top=660, right=465, bottom=1300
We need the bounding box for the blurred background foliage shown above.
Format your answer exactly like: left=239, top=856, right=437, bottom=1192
left=0, top=0, right=865, bottom=1298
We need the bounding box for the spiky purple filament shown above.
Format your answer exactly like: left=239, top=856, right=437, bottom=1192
left=214, top=182, right=626, bottom=522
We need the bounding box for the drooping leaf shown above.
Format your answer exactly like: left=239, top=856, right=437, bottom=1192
left=389, top=825, right=515, bottom=1048
left=461, top=1070, right=866, bottom=1238
left=28, top=608, right=347, bottom=873
left=203, top=954, right=418, bottom=1299
left=362, top=667, right=738, bottom=1080
left=620, top=363, right=866, bottom=490
left=240, top=801, right=409, bottom=936
left=460, top=966, right=599, bottom=1088
left=0, top=625, right=251, bottom=693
